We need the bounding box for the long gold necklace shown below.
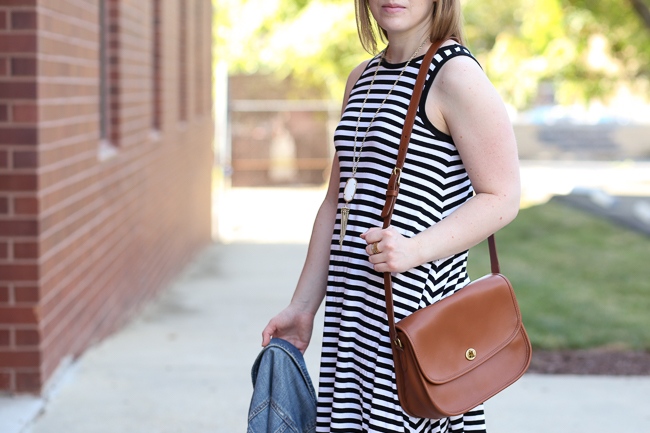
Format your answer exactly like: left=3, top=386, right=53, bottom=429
left=339, top=39, right=428, bottom=249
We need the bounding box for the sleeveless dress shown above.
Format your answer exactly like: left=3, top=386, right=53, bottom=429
left=316, top=44, right=488, bottom=433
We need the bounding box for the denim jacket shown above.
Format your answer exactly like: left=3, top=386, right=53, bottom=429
left=248, top=338, right=317, bottom=433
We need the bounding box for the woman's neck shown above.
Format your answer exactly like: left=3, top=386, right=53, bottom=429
left=384, top=25, right=431, bottom=63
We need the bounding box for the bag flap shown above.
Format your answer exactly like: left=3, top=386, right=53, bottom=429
left=395, top=273, right=522, bottom=384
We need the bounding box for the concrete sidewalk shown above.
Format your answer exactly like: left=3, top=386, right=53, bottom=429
left=2, top=243, right=650, bottom=433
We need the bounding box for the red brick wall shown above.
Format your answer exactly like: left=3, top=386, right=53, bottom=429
left=0, top=0, right=213, bottom=394
left=0, top=0, right=40, bottom=393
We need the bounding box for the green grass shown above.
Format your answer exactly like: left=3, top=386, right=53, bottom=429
left=467, top=199, right=650, bottom=351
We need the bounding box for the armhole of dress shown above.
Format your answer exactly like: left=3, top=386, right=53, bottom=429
left=348, top=56, right=380, bottom=98
left=418, top=45, right=483, bottom=143
left=336, top=56, right=377, bottom=152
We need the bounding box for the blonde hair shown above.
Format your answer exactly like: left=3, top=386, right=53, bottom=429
left=354, top=0, right=467, bottom=54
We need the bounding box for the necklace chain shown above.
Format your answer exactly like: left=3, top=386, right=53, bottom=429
left=351, top=39, right=428, bottom=176
left=338, top=38, right=429, bottom=250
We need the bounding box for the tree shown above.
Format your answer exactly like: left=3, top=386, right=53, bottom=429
left=629, top=0, right=650, bottom=30
left=214, top=0, right=650, bottom=108
left=214, top=0, right=367, bottom=99
left=465, top=0, right=650, bottom=108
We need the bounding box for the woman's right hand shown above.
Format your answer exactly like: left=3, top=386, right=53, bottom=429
left=261, top=305, right=315, bottom=354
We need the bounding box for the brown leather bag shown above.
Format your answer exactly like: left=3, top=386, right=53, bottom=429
left=380, top=40, right=532, bottom=419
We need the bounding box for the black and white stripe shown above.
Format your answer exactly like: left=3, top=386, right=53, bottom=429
left=316, top=44, right=487, bottom=433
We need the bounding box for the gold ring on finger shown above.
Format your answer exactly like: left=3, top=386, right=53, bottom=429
left=371, top=241, right=381, bottom=255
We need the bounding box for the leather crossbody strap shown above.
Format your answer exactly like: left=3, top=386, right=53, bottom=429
left=380, top=39, right=442, bottom=224
left=381, top=40, right=501, bottom=352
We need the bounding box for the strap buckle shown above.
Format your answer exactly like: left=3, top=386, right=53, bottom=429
left=394, top=337, right=403, bottom=348
left=392, top=167, right=402, bottom=186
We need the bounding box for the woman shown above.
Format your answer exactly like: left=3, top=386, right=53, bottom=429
left=262, top=0, right=520, bottom=431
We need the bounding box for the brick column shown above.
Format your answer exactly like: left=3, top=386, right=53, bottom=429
left=0, top=0, right=41, bottom=393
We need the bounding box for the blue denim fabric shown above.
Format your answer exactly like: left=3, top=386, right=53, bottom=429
left=248, top=338, right=317, bottom=433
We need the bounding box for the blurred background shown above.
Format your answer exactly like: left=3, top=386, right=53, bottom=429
left=215, top=0, right=650, bottom=233
left=214, top=0, right=650, bottom=366
left=213, top=0, right=650, bottom=357
left=0, top=0, right=649, bottom=432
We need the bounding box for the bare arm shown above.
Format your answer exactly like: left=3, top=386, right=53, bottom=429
left=361, top=55, right=520, bottom=270
left=287, top=157, right=340, bottom=316
left=290, top=59, right=371, bottom=312
left=261, top=60, right=370, bottom=353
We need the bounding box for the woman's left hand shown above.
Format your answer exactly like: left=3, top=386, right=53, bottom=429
left=360, top=227, right=421, bottom=273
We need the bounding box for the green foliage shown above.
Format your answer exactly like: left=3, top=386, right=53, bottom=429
left=465, top=0, right=650, bottom=107
left=467, top=200, right=650, bottom=350
left=214, top=0, right=369, bottom=99
left=214, top=0, right=650, bottom=107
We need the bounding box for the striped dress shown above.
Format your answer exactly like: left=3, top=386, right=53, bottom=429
left=316, top=44, right=487, bottom=432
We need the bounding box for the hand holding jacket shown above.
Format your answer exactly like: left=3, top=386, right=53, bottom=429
left=261, top=304, right=314, bottom=354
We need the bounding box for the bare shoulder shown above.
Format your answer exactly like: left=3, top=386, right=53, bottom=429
left=428, top=53, right=506, bottom=134
left=433, top=54, right=490, bottom=99
left=423, top=47, right=494, bottom=135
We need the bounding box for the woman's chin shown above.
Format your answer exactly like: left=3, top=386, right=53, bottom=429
left=381, top=24, right=416, bottom=37
left=377, top=15, right=426, bottom=35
